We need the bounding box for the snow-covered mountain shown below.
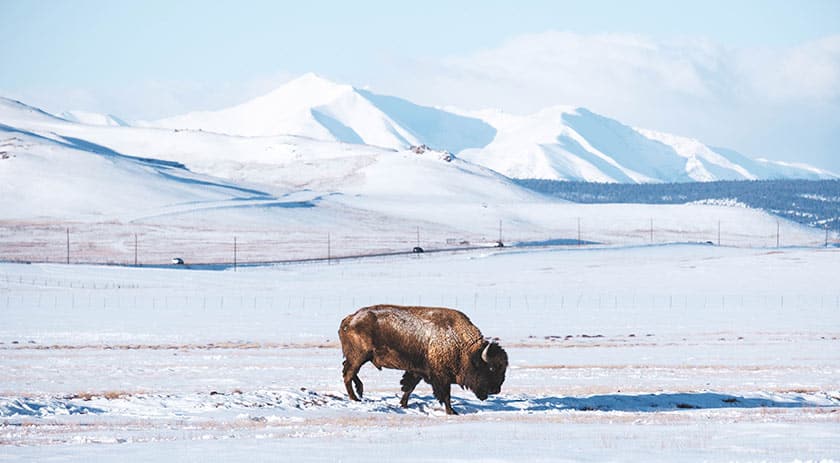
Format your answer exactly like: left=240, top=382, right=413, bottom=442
left=0, top=95, right=829, bottom=255
left=147, top=74, right=834, bottom=184
left=1, top=72, right=835, bottom=222
left=151, top=73, right=496, bottom=153
left=0, top=96, right=543, bottom=224
left=457, top=107, right=836, bottom=183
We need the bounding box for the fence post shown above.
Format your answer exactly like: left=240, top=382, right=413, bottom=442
left=650, top=218, right=654, bottom=243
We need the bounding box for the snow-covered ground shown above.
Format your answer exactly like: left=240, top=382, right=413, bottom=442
left=2, top=244, right=838, bottom=461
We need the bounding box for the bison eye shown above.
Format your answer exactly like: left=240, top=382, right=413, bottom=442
left=489, top=367, right=495, bottom=372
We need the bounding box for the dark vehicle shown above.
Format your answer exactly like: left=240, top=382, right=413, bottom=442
left=412, top=246, right=424, bottom=253
left=339, top=305, right=508, bottom=415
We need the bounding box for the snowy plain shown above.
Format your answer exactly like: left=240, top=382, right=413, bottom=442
left=1, top=244, right=839, bottom=462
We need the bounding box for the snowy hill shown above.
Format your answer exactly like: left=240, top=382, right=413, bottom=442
left=0, top=96, right=543, bottom=228
left=637, top=129, right=832, bottom=182
left=147, top=75, right=834, bottom=184
left=0, top=124, right=273, bottom=220
left=458, top=107, right=835, bottom=183
left=151, top=73, right=496, bottom=153
left=458, top=106, right=688, bottom=183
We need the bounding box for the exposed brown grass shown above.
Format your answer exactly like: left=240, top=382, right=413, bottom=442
left=65, top=391, right=133, bottom=401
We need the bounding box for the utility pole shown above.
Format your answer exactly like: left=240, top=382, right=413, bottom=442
left=416, top=226, right=420, bottom=248
left=577, top=217, right=581, bottom=247
left=233, top=236, right=237, bottom=272
left=327, top=233, right=331, bottom=265
left=717, top=221, right=721, bottom=246
left=826, top=225, right=830, bottom=248
left=134, top=233, right=138, bottom=266
left=66, top=228, right=70, bottom=265
left=776, top=221, right=780, bottom=248
left=498, top=220, right=503, bottom=245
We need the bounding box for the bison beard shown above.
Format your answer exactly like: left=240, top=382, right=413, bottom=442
left=338, top=305, right=508, bottom=415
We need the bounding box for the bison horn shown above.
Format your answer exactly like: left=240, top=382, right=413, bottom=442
left=481, top=342, right=491, bottom=363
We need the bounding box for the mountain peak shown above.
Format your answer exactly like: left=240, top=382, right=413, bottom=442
left=293, top=71, right=341, bottom=85
left=277, top=72, right=353, bottom=96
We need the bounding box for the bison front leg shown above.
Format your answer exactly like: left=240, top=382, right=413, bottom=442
left=431, top=381, right=457, bottom=415
left=399, top=372, right=422, bottom=408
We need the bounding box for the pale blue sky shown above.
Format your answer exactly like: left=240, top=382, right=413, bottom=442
left=2, top=0, right=839, bottom=170
left=3, top=0, right=838, bottom=88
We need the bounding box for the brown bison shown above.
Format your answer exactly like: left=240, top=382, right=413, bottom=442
left=338, top=304, right=508, bottom=415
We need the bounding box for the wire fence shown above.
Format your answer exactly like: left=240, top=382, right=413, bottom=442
left=3, top=288, right=838, bottom=343
left=1, top=218, right=837, bottom=267
left=3, top=278, right=839, bottom=315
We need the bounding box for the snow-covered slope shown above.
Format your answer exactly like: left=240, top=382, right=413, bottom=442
left=458, top=107, right=835, bottom=183
left=637, top=129, right=834, bottom=182
left=0, top=96, right=543, bottom=226
left=0, top=123, right=271, bottom=220
left=148, top=75, right=834, bottom=183
left=458, top=107, right=686, bottom=183
left=151, top=73, right=496, bottom=153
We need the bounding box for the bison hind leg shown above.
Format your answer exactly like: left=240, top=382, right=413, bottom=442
left=342, top=358, right=365, bottom=401
left=399, top=372, right=422, bottom=408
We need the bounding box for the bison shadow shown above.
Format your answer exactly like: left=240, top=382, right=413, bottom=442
left=396, top=391, right=832, bottom=415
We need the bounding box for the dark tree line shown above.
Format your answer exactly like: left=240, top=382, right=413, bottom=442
left=516, top=179, right=840, bottom=232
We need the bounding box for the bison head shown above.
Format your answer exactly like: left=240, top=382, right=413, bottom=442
left=465, top=341, right=508, bottom=401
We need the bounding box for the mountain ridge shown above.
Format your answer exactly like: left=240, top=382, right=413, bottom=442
left=142, top=75, right=836, bottom=183
left=3, top=73, right=837, bottom=185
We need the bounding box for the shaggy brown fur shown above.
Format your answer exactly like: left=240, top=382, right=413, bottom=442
left=338, top=305, right=508, bottom=415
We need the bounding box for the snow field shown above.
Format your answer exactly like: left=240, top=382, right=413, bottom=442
left=0, top=200, right=828, bottom=265
left=1, top=245, right=839, bottom=461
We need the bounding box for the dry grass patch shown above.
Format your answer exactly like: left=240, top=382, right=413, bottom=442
left=65, top=391, right=132, bottom=401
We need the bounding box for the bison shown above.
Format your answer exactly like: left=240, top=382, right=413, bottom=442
left=338, top=304, right=508, bottom=415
